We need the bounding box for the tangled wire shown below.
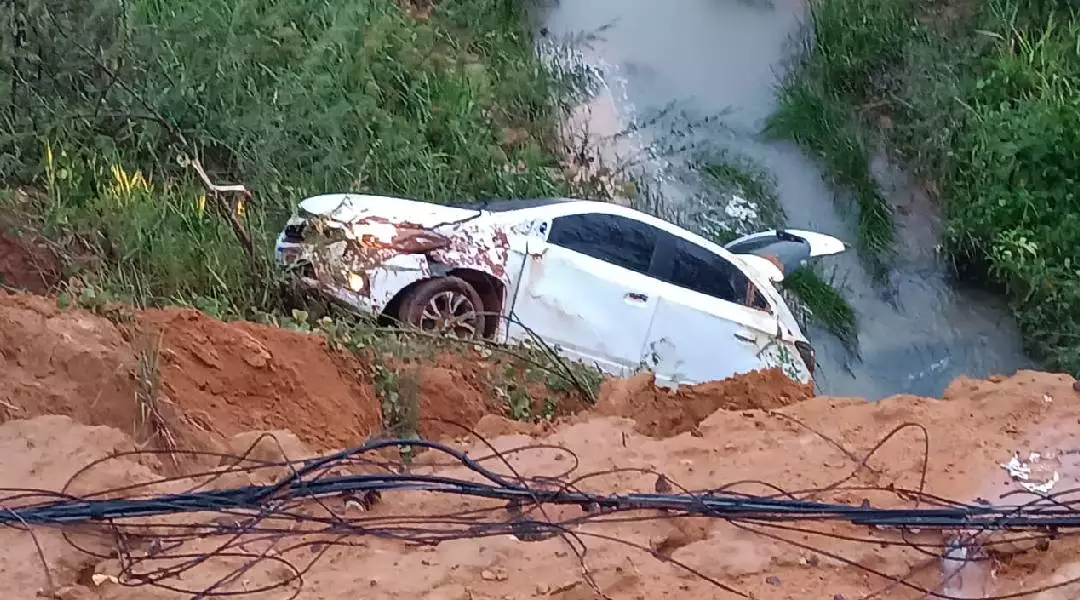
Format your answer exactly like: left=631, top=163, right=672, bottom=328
left=4, top=424, right=1080, bottom=600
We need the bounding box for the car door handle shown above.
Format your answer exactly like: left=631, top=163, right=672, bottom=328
left=733, top=331, right=756, bottom=343
left=624, top=292, right=649, bottom=304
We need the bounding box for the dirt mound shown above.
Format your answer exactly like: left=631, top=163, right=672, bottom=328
left=0, top=293, right=379, bottom=457
left=595, top=368, right=813, bottom=437
left=0, top=293, right=140, bottom=431
left=2, top=369, right=1079, bottom=600
left=141, top=307, right=381, bottom=449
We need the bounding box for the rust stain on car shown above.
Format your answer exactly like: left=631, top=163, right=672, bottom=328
left=428, top=221, right=511, bottom=280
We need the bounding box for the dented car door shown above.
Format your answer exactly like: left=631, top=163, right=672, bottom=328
left=643, top=234, right=796, bottom=385
left=504, top=212, right=662, bottom=377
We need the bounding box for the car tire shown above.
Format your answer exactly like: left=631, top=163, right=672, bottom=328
left=397, top=276, right=486, bottom=340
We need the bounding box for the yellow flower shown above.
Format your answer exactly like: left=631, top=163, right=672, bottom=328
left=196, top=194, right=207, bottom=218
left=107, top=163, right=151, bottom=205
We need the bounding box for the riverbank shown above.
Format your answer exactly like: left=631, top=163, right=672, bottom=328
left=771, top=0, right=1080, bottom=375
left=1, top=0, right=596, bottom=314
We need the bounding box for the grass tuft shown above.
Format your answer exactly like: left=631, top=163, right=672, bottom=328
left=781, top=266, right=858, bottom=350
left=133, top=331, right=178, bottom=465
left=764, top=0, right=916, bottom=275
left=765, top=79, right=894, bottom=274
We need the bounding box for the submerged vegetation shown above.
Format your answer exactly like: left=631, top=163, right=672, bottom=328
left=772, top=0, right=1080, bottom=375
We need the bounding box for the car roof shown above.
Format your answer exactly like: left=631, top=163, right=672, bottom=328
left=451, top=197, right=711, bottom=246
left=445, top=197, right=743, bottom=261
left=447, top=197, right=576, bottom=212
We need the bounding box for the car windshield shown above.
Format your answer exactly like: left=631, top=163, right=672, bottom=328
left=447, top=198, right=573, bottom=212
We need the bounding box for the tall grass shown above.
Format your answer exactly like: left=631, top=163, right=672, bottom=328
left=772, top=0, right=1080, bottom=375
left=1, top=0, right=586, bottom=313
left=765, top=0, right=917, bottom=275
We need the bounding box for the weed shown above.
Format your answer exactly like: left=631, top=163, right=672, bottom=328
left=765, top=80, right=894, bottom=275
left=133, top=332, right=178, bottom=465
left=498, top=363, right=534, bottom=421
left=781, top=266, right=858, bottom=350
left=765, top=0, right=919, bottom=273
left=482, top=337, right=604, bottom=422
left=372, top=360, right=420, bottom=464
left=278, top=304, right=603, bottom=424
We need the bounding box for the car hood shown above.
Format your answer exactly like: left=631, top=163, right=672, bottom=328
left=298, top=194, right=479, bottom=229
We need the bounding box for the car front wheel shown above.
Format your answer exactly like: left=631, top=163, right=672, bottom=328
left=397, top=276, right=486, bottom=340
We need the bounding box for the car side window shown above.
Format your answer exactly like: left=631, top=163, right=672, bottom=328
left=665, top=238, right=762, bottom=307
left=547, top=213, right=658, bottom=275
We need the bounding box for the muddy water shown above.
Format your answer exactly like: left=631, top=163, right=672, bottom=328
left=539, top=0, right=1033, bottom=400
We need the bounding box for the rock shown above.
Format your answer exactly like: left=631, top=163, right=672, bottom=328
left=481, top=568, right=508, bottom=581
left=242, top=349, right=270, bottom=368
left=239, top=334, right=272, bottom=368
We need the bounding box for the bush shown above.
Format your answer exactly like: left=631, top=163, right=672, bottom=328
left=773, top=0, right=1080, bottom=374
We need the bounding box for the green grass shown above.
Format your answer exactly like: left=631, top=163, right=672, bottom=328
left=773, top=0, right=1080, bottom=375
left=765, top=80, right=893, bottom=276
left=781, top=266, right=858, bottom=350
left=1, top=0, right=591, bottom=314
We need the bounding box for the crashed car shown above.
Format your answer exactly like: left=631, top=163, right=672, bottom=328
left=274, top=194, right=846, bottom=387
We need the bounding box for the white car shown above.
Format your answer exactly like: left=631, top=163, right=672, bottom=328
left=274, top=194, right=846, bottom=387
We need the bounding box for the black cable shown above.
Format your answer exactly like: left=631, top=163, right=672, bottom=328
left=3, top=436, right=1077, bottom=599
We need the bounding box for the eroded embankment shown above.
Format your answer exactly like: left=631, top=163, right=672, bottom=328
left=2, top=291, right=1080, bottom=599
left=0, top=291, right=602, bottom=454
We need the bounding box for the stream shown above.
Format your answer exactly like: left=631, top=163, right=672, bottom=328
left=538, top=0, right=1033, bottom=400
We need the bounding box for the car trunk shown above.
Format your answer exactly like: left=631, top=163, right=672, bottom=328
left=724, top=229, right=846, bottom=281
